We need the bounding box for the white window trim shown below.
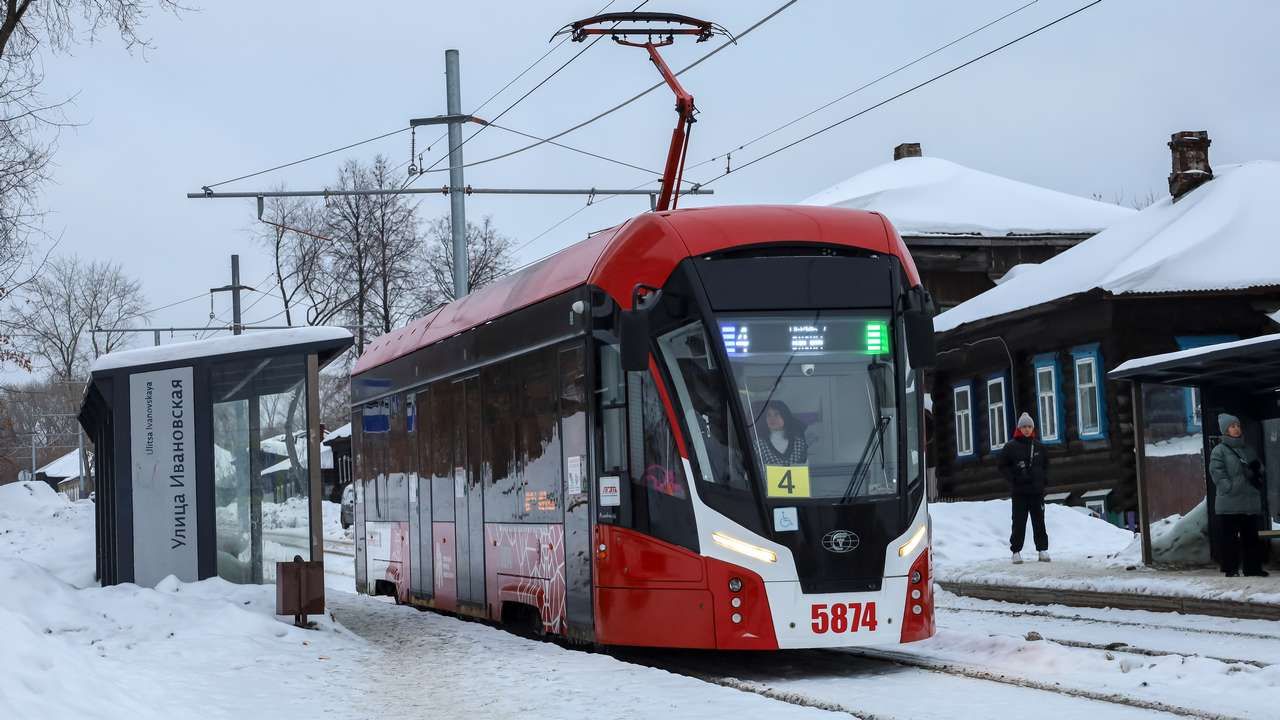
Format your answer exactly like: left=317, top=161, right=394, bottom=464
left=1075, top=355, right=1101, bottom=437
left=986, top=377, right=1008, bottom=451
left=1035, top=365, right=1060, bottom=442
left=953, top=385, right=974, bottom=457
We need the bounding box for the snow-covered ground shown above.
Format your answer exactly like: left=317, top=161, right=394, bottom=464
left=931, top=499, right=1280, bottom=605
left=5, top=482, right=1278, bottom=719
left=0, top=483, right=832, bottom=719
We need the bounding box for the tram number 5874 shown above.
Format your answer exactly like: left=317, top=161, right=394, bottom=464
left=811, top=602, right=878, bottom=634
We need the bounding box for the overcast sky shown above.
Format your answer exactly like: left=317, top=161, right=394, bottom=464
left=21, top=0, right=1280, bottom=364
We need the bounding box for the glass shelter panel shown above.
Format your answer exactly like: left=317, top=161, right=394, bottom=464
left=211, top=353, right=312, bottom=584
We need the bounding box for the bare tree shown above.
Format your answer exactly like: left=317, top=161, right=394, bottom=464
left=82, top=258, right=146, bottom=357
left=7, top=254, right=147, bottom=378
left=1, top=1, right=185, bottom=290
left=0, top=376, right=83, bottom=484
left=366, top=156, right=420, bottom=334
left=323, top=160, right=376, bottom=351
left=421, top=214, right=516, bottom=304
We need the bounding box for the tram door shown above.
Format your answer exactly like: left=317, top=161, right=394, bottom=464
left=559, top=343, right=593, bottom=635
left=454, top=375, right=486, bottom=608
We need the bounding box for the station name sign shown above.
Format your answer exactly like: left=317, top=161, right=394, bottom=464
left=130, top=366, right=199, bottom=586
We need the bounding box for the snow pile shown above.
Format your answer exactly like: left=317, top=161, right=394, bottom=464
left=0, top=482, right=94, bottom=587
left=216, top=499, right=346, bottom=541
left=0, top=489, right=357, bottom=720
left=800, top=156, right=1133, bottom=237
left=1144, top=433, right=1203, bottom=457
left=930, top=499, right=1134, bottom=567
left=937, top=161, right=1280, bottom=332
left=1141, top=499, right=1212, bottom=566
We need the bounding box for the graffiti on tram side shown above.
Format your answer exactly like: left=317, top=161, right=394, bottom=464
left=484, top=524, right=566, bottom=633
left=432, top=522, right=458, bottom=612
left=365, top=521, right=411, bottom=604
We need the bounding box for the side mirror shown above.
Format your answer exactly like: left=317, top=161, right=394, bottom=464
left=620, top=285, right=662, bottom=372
left=903, top=285, right=937, bottom=368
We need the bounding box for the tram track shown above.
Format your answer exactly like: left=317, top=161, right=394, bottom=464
left=937, top=603, right=1280, bottom=642
left=835, top=647, right=1253, bottom=720
left=615, top=643, right=1253, bottom=720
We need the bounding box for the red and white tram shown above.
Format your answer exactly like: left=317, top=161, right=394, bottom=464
left=349, top=203, right=938, bottom=649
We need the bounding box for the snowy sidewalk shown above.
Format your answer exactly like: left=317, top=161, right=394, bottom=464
left=931, top=499, right=1280, bottom=620
left=328, top=593, right=838, bottom=719
left=939, top=559, right=1280, bottom=620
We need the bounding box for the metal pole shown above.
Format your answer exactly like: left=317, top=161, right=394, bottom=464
left=153, top=329, right=161, bottom=347
left=30, top=433, right=36, bottom=480
left=78, top=429, right=87, bottom=500
left=445, top=49, right=469, bottom=299
left=231, top=255, right=243, bottom=336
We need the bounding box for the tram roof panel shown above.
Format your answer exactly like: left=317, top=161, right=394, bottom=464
left=353, top=205, right=908, bottom=376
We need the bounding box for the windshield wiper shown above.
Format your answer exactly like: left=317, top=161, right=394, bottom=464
left=841, top=414, right=891, bottom=503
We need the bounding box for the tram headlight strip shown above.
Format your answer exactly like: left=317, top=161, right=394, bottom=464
left=897, top=524, right=927, bottom=558
left=712, top=532, right=777, bottom=564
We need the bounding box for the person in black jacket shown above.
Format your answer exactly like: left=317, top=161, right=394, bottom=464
left=999, top=412, right=1050, bottom=564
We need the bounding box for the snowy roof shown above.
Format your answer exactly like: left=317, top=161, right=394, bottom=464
left=90, top=327, right=353, bottom=373
left=800, top=156, right=1134, bottom=237
left=936, top=162, right=1280, bottom=333
left=260, top=447, right=333, bottom=476
left=323, top=423, right=351, bottom=443
left=36, top=450, right=83, bottom=480
left=1111, top=333, right=1280, bottom=376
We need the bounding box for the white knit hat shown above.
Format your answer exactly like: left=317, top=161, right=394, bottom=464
left=1017, top=412, right=1035, bottom=429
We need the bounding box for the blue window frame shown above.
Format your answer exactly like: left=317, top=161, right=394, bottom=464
left=985, top=372, right=1009, bottom=451
left=1070, top=344, right=1107, bottom=440
left=1033, top=353, right=1065, bottom=445
left=1174, top=336, right=1238, bottom=431
left=953, top=383, right=975, bottom=458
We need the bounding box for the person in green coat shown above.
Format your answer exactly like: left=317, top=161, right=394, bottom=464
left=1208, top=414, right=1269, bottom=577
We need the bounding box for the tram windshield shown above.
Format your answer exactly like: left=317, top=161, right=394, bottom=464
left=659, top=312, right=900, bottom=504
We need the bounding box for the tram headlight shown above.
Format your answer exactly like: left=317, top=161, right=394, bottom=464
left=728, top=577, right=743, bottom=593
left=731, top=613, right=743, bottom=624
left=911, top=570, right=922, bottom=584
left=897, top=524, right=927, bottom=558
left=712, top=532, right=777, bottom=564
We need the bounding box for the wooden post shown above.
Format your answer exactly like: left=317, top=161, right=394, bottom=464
left=1131, top=381, right=1154, bottom=565
left=306, top=353, right=324, bottom=569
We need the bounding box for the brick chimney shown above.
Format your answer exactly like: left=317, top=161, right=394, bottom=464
left=1168, top=131, right=1213, bottom=200
left=894, top=142, right=922, bottom=161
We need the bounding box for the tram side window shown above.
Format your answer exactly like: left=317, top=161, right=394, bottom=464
left=627, top=369, right=698, bottom=552
left=430, top=380, right=456, bottom=522
left=598, top=345, right=627, bottom=473
left=361, top=399, right=390, bottom=521
left=518, top=347, right=563, bottom=522
left=658, top=323, right=751, bottom=491
left=482, top=360, right=519, bottom=523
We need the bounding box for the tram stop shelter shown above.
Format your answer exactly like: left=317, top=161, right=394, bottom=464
left=1110, top=333, right=1280, bottom=566
left=78, top=327, right=353, bottom=588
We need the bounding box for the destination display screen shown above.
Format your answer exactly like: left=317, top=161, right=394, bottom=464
left=718, top=316, right=890, bottom=356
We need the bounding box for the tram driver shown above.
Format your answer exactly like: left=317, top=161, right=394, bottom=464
left=756, top=400, right=809, bottom=466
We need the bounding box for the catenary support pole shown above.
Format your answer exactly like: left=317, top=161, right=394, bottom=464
left=445, top=49, right=469, bottom=299
left=231, top=255, right=243, bottom=335
left=78, top=428, right=86, bottom=499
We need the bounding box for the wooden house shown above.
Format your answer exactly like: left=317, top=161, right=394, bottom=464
left=929, top=132, right=1280, bottom=525
left=801, top=143, right=1134, bottom=311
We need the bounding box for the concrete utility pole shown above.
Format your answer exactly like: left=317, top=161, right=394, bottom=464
left=209, top=254, right=255, bottom=335
left=445, top=49, right=469, bottom=299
